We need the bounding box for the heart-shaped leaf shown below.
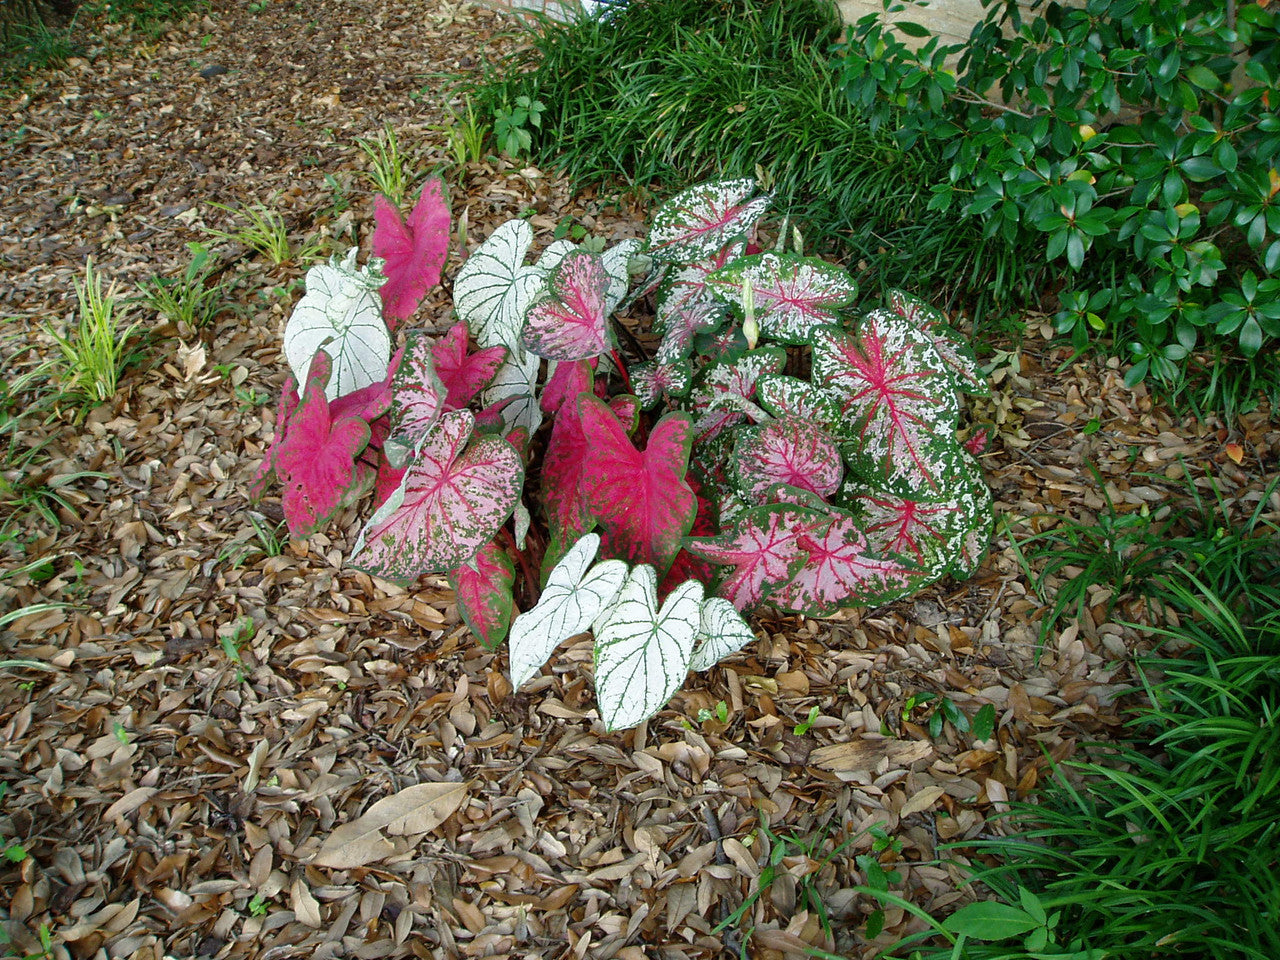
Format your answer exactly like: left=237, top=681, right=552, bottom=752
left=686, top=503, right=818, bottom=610
left=431, top=321, right=506, bottom=412
left=731, top=416, right=842, bottom=504
left=454, top=219, right=546, bottom=351
left=689, top=597, right=757, bottom=672
left=352, top=410, right=524, bottom=580
left=689, top=348, right=786, bottom=441
left=521, top=249, right=613, bottom=361
left=284, top=248, right=391, bottom=400
left=647, top=178, right=772, bottom=264
left=481, top=349, right=543, bottom=438
left=709, top=252, right=858, bottom=344
left=449, top=538, right=516, bottom=650
left=374, top=177, right=451, bottom=326
left=508, top=533, right=628, bottom=689
left=755, top=374, right=843, bottom=429
left=385, top=332, right=445, bottom=467
left=592, top=566, right=703, bottom=730
left=812, top=312, right=959, bottom=492
left=631, top=359, right=692, bottom=408
left=887, top=289, right=988, bottom=396
left=577, top=394, right=697, bottom=574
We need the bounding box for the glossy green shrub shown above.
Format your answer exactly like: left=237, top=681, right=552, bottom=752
left=836, top=0, right=1280, bottom=394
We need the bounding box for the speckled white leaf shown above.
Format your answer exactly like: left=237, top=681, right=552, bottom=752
left=689, top=597, right=757, bottom=672
left=508, top=533, right=627, bottom=689
left=454, top=220, right=546, bottom=351
left=482, top=348, right=542, bottom=437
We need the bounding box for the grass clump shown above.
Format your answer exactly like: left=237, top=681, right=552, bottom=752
left=466, top=0, right=1010, bottom=311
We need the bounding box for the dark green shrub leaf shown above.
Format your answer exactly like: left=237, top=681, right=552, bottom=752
left=943, top=902, right=1043, bottom=941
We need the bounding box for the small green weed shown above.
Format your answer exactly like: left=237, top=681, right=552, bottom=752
left=696, top=700, right=729, bottom=725
left=219, top=616, right=255, bottom=682
left=434, top=97, right=488, bottom=174
left=355, top=123, right=417, bottom=206
left=0, top=921, right=55, bottom=960
left=898, top=693, right=996, bottom=741
left=217, top=514, right=287, bottom=569
left=139, top=242, right=227, bottom=328
left=492, top=95, right=543, bottom=159
left=204, top=202, right=321, bottom=266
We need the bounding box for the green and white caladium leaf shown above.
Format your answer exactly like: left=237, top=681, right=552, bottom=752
left=508, top=533, right=627, bottom=690
left=284, top=248, right=391, bottom=400
left=646, top=178, right=772, bottom=265
left=755, top=374, right=845, bottom=434
left=454, top=219, right=546, bottom=351
left=385, top=331, right=446, bottom=468
left=887, top=289, right=989, bottom=397
left=689, top=348, right=786, bottom=441
left=482, top=349, right=543, bottom=438
left=689, top=597, right=757, bottom=672
left=600, top=238, right=639, bottom=314
left=351, top=409, right=524, bottom=580
left=708, top=252, right=858, bottom=345
left=592, top=565, right=703, bottom=730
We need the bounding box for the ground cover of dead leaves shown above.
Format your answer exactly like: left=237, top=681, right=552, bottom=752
left=0, top=2, right=1276, bottom=959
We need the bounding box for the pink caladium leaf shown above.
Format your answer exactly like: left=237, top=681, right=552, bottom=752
left=646, top=178, right=772, bottom=264
left=812, top=312, right=960, bottom=493
left=631, top=359, right=692, bottom=408
left=274, top=350, right=375, bottom=537
left=431, top=321, right=506, bottom=411
left=689, top=348, right=785, bottom=441
left=520, top=249, right=614, bottom=361
left=351, top=409, right=524, bottom=580
left=385, top=333, right=446, bottom=467
left=448, top=537, right=516, bottom=650
left=770, top=513, right=919, bottom=616
left=540, top=358, right=597, bottom=415
left=708, top=252, right=859, bottom=345
left=888, top=289, right=989, bottom=396
left=577, top=394, right=697, bottom=574
left=655, top=301, right=727, bottom=364
left=653, top=240, right=742, bottom=359
left=248, top=372, right=301, bottom=501
left=685, top=503, right=818, bottom=610
left=731, top=417, right=843, bottom=504
left=374, top=177, right=452, bottom=326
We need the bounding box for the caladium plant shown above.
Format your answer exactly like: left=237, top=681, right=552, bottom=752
left=250, top=175, right=995, bottom=728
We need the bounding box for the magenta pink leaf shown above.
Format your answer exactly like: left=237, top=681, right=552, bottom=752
left=812, top=313, right=960, bottom=492
left=646, top=179, right=772, bottom=264
left=708, top=252, right=859, bottom=344
left=374, top=177, right=451, bottom=326
left=731, top=417, right=842, bottom=504
left=274, top=350, right=375, bottom=537
left=540, top=358, right=597, bottom=415
left=769, top=514, right=918, bottom=616
left=685, top=503, right=819, bottom=610
left=576, top=394, right=696, bottom=574
left=520, top=250, right=613, bottom=361
left=352, top=410, right=524, bottom=580
left=431, top=322, right=506, bottom=411
left=448, top=537, right=516, bottom=649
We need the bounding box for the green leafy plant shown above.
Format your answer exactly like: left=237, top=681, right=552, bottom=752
left=697, top=700, right=730, bottom=725
left=219, top=616, right=255, bottom=682
left=836, top=0, right=1280, bottom=407
left=433, top=97, right=489, bottom=175
left=250, top=177, right=993, bottom=730
left=355, top=123, right=417, bottom=207
left=204, top=201, right=322, bottom=266
left=44, top=259, right=142, bottom=413
left=492, top=95, right=545, bottom=159
left=0, top=9, right=82, bottom=80
left=139, top=242, right=227, bottom=328
left=900, top=692, right=995, bottom=741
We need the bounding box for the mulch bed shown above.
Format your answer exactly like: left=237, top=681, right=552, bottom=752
left=1, top=2, right=1277, bottom=958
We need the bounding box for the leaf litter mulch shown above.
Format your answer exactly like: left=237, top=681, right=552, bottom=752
left=0, top=3, right=1277, bottom=959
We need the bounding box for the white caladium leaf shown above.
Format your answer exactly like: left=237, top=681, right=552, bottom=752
left=812, top=312, right=960, bottom=493
left=520, top=250, right=614, bottom=361
left=592, top=566, right=703, bottom=730
left=454, top=220, right=546, bottom=351
left=535, top=239, right=577, bottom=274
left=508, top=533, right=627, bottom=690
left=646, top=178, right=772, bottom=264
left=708, top=252, right=859, bottom=344
left=284, top=248, right=390, bottom=400
left=351, top=410, right=524, bottom=580
left=482, top=348, right=543, bottom=438
left=601, top=238, right=639, bottom=314
left=386, top=331, right=446, bottom=468
left=689, top=597, right=757, bottom=672
left=731, top=416, right=843, bottom=504
left=888, top=289, right=989, bottom=397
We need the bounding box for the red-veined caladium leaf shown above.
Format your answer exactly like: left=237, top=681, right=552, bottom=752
left=448, top=537, right=516, bottom=650
left=708, top=252, right=859, bottom=344
left=653, top=240, right=742, bottom=358
left=520, top=249, right=614, bottom=361
left=754, top=374, right=843, bottom=431
left=274, top=350, right=375, bottom=537
left=454, top=219, right=546, bottom=352
left=431, top=322, right=506, bottom=412
left=888, top=289, right=989, bottom=396
left=542, top=238, right=639, bottom=314
left=646, top=178, right=772, bottom=265
left=655, top=301, right=728, bottom=364
left=631, top=359, right=692, bottom=408
left=689, top=348, right=785, bottom=441
left=351, top=409, right=524, bottom=580
left=284, top=248, right=391, bottom=401
left=731, top=416, right=843, bottom=505
left=592, top=566, right=703, bottom=730
left=509, top=532, right=628, bottom=690
left=373, top=177, right=451, bottom=326
left=385, top=332, right=445, bottom=468
left=685, top=503, right=819, bottom=610
left=689, top=597, right=757, bottom=672
left=769, top=513, right=919, bottom=616
left=812, top=313, right=960, bottom=493
left=577, top=394, right=697, bottom=575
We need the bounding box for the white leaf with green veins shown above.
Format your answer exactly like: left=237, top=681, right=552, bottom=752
left=454, top=219, right=546, bottom=351
left=508, top=534, right=627, bottom=690
left=689, top=597, right=758, bottom=672
left=482, top=347, right=543, bottom=438
left=592, top=567, right=703, bottom=730
left=284, top=248, right=390, bottom=400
